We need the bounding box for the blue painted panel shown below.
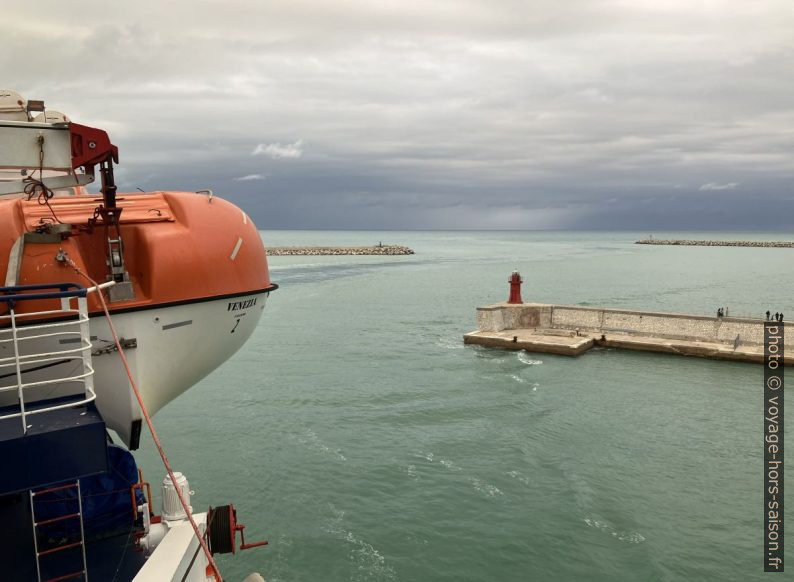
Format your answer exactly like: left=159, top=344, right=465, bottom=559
left=0, top=401, right=108, bottom=495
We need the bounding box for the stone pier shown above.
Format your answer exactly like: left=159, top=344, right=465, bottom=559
left=464, top=302, right=793, bottom=365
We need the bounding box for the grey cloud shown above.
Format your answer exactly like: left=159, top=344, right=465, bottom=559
left=4, top=1, right=793, bottom=229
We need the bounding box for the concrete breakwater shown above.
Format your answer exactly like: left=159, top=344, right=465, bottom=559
left=465, top=302, right=792, bottom=365
left=636, top=239, right=794, bottom=248
left=267, top=245, right=414, bottom=256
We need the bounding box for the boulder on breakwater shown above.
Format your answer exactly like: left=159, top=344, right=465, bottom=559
left=636, top=239, right=794, bottom=248
left=267, top=245, right=415, bottom=256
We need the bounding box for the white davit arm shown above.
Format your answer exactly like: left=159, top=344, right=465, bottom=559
left=0, top=90, right=96, bottom=196
left=0, top=120, right=74, bottom=170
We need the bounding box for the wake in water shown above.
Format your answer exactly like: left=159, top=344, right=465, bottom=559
left=506, top=470, right=531, bottom=486
left=293, top=427, right=347, bottom=461
left=583, top=517, right=646, bottom=544
left=469, top=477, right=504, bottom=498
left=508, top=375, right=540, bottom=391
left=517, top=352, right=543, bottom=366
left=324, top=504, right=396, bottom=582
left=269, top=258, right=426, bottom=286
left=439, top=458, right=459, bottom=471
left=560, top=462, right=646, bottom=545
left=418, top=452, right=504, bottom=499
left=474, top=353, right=506, bottom=364
left=435, top=335, right=466, bottom=350
left=418, top=451, right=460, bottom=471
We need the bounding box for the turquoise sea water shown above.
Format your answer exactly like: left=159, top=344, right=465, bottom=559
left=137, top=231, right=792, bottom=581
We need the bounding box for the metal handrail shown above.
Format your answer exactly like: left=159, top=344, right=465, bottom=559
left=0, top=341, right=91, bottom=366
left=0, top=330, right=82, bottom=347
left=0, top=282, right=86, bottom=297
left=0, top=365, right=94, bottom=391
left=0, top=310, right=83, bottom=325
left=0, top=335, right=87, bottom=348
left=0, top=391, right=96, bottom=421
left=0, top=284, right=96, bottom=433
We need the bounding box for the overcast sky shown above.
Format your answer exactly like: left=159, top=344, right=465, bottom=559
left=5, top=1, right=793, bottom=230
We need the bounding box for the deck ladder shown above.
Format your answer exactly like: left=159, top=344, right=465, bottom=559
left=30, top=480, right=88, bottom=582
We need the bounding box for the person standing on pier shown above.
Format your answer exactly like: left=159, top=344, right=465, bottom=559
left=766, top=310, right=771, bottom=321
left=775, top=312, right=780, bottom=321
left=781, top=313, right=785, bottom=322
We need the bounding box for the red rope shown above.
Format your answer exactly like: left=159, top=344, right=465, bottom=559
left=69, top=262, right=222, bottom=581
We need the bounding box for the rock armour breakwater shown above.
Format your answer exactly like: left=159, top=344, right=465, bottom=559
left=636, top=239, right=794, bottom=248
left=267, top=245, right=414, bottom=256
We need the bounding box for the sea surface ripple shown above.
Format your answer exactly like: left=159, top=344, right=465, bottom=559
left=137, top=231, right=792, bottom=581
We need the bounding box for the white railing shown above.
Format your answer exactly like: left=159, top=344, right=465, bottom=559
left=0, top=284, right=97, bottom=434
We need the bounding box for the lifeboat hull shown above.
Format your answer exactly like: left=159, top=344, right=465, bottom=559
left=0, top=191, right=275, bottom=447
left=88, top=290, right=270, bottom=446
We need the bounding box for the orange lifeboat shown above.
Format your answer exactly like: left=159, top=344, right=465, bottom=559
left=0, top=191, right=274, bottom=311
left=0, top=92, right=276, bottom=447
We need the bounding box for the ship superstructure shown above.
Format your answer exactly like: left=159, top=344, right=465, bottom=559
left=0, top=90, right=273, bottom=581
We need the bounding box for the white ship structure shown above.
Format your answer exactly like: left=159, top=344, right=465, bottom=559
left=0, top=90, right=275, bottom=581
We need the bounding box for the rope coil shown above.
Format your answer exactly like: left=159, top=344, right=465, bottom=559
left=25, top=133, right=63, bottom=224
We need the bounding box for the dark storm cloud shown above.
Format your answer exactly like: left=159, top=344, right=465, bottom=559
left=4, top=1, right=793, bottom=229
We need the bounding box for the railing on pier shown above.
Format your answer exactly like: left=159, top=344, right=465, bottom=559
left=0, top=283, right=97, bottom=434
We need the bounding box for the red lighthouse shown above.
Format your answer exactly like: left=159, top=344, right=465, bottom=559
left=507, top=270, right=523, bottom=304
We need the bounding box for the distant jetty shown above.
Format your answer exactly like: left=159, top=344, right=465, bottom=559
left=465, top=302, right=792, bottom=366
left=636, top=239, right=794, bottom=248
left=267, top=245, right=414, bottom=256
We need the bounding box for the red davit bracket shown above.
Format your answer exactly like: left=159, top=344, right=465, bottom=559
left=69, top=122, right=119, bottom=171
